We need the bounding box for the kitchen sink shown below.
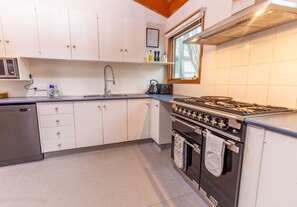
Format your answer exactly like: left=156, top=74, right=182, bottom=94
left=83, top=94, right=128, bottom=98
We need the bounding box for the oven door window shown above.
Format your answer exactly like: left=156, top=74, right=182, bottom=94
left=0, top=60, right=6, bottom=77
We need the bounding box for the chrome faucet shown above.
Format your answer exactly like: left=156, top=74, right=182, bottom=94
left=104, top=65, right=115, bottom=96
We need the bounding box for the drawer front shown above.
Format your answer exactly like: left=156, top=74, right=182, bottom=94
left=40, top=126, right=75, bottom=140
left=39, top=114, right=74, bottom=128
left=42, top=138, right=76, bottom=153
left=38, top=102, right=73, bottom=115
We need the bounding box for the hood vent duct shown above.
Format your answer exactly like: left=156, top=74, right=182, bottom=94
left=184, top=0, right=297, bottom=45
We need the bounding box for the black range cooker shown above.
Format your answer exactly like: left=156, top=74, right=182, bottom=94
left=170, top=96, right=293, bottom=207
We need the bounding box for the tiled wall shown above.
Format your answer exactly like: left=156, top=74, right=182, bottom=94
left=174, top=20, right=297, bottom=109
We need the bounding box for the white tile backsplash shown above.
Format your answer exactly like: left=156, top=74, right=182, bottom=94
left=247, top=63, right=271, bottom=85
left=270, top=60, right=297, bottom=85
left=214, top=85, right=229, bottom=96
left=231, top=45, right=250, bottom=67
left=228, top=85, right=246, bottom=101
left=273, top=34, right=297, bottom=62
left=229, top=66, right=248, bottom=85
left=215, top=50, right=232, bottom=68
left=245, top=86, right=269, bottom=105
left=249, top=40, right=274, bottom=64
left=267, top=86, right=297, bottom=108
left=215, top=68, right=230, bottom=84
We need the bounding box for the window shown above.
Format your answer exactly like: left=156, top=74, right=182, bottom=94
left=167, top=10, right=204, bottom=84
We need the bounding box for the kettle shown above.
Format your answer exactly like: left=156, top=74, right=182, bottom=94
left=146, top=79, right=159, bottom=94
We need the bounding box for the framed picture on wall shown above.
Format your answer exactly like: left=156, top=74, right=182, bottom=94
left=146, top=28, right=159, bottom=48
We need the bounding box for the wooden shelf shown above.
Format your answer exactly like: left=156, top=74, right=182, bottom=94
left=0, top=79, right=31, bottom=82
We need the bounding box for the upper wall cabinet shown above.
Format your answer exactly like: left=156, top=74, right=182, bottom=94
left=0, top=1, right=40, bottom=58
left=36, top=5, right=99, bottom=61
left=98, top=15, right=146, bottom=63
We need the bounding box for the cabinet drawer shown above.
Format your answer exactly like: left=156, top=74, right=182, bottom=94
left=42, top=137, right=76, bottom=153
left=38, top=102, right=73, bottom=115
left=39, top=114, right=74, bottom=128
left=40, top=126, right=75, bottom=140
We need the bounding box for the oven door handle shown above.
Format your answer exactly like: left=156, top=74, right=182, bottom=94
left=171, top=130, right=201, bottom=154
left=203, top=130, right=240, bottom=153
left=170, top=116, right=202, bottom=135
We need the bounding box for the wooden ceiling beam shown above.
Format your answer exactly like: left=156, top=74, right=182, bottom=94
left=133, top=0, right=188, bottom=18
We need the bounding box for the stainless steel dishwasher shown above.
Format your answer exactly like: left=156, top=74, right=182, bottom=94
left=0, top=104, right=43, bottom=166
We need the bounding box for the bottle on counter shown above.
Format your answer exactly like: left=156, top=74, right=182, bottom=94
left=162, top=52, right=168, bottom=62
left=149, top=50, right=153, bottom=62
left=47, top=84, right=55, bottom=98
left=156, top=51, right=160, bottom=62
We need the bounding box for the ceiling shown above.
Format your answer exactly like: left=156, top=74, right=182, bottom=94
left=133, top=0, right=188, bottom=18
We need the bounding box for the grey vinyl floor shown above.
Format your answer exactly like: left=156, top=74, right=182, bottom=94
left=0, top=142, right=208, bottom=207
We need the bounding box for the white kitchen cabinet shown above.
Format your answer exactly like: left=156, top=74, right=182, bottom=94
left=256, top=131, right=297, bottom=207
left=68, top=10, right=99, bottom=61
left=102, top=100, right=128, bottom=144
left=0, top=19, right=6, bottom=57
left=149, top=99, right=172, bottom=145
left=36, top=5, right=99, bottom=60
left=0, top=1, right=40, bottom=57
left=98, top=15, right=145, bottom=63
left=37, top=102, right=77, bottom=153
left=74, top=101, right=103, bottom=148
left=36, top=5, right=71, bottom=59
left=127, top=99, right=150, bottom=140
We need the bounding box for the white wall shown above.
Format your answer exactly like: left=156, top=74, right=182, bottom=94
left=169, top=0, right=297, bottom=109
left=0, top=0, right=167, bottom=97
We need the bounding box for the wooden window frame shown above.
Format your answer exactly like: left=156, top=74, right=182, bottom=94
left=166, top=10, right=204, bottom=84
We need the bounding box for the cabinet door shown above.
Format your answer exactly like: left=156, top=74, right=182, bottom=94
left=102, top=100, right=127, bottom=144
left=256, top=131, right=297, bottom=207
left=98, top=15, right=123, bottom=62
left=69, top=10, right=99, bottom=61
left=36, top=5, right=71, bottom=59
left=128, top=99, right=150, bottom=140
left=74, top=101, right=103, bottom=148
left=123, top=18, right=146, bottom=63
left=0, top=20, right=5, bottom=56
left=150, top=99, right=160, bottom=143
left=0, top=1, right=40, bottom=57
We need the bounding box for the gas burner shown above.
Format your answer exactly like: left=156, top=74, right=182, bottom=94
left=173, top=96, right=293, bottom=116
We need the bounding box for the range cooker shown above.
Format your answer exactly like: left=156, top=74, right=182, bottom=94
left=170, top=96, right=293, bottom=207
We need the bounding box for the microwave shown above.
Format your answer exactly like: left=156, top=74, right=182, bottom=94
left=0, top=58, right=19, bottom=79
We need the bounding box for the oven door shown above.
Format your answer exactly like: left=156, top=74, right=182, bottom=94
left=0, top=59, right=7, bottom=78
left=200, top=129, right=244, bottom=207
left=170, top=115, right=203, bottom=189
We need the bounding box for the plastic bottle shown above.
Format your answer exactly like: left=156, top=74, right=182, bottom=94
left=162, top=52, right=168, bottom=62
left=149, top=50, right=153, bottom=62
left=157, top=51, right=160, bottom=62
left=48, top=84, right=55, bottom=98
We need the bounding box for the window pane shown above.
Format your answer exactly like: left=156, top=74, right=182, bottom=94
left=174, top=26, right=201, bottom=79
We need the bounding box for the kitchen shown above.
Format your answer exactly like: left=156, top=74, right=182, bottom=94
left=0, top=0, right=297, bottom=206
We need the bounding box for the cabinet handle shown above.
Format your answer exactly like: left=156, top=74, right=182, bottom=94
left=155, top=104, right=159, bottom=107
left=57, top=132, right=61, bottom=135
left=125, top=49, right=128, bottom=52
left=120, top=49, right=123, bottom=52
left=56, top=120, right=60, bottom=123
left=66, top=45, right=70, bottom=48
left=103, top=105, right=106, bottom=109
left=72, top=45, right=76, bottom=49
left=5, top=40, right=9, bottom=43
left=54, top=107, right=58, bottom=111
left=0, top=40, right=2, bottom=43
left=146, top=103, right=149, bottom=106
left=98, top=106, right=101, bottom=110
left=57, top=143, right=62, bottom=147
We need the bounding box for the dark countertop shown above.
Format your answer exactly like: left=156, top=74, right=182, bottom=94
left=245, top=112, right=297, bottom=138
left=0, top=94, right=187, bottom=105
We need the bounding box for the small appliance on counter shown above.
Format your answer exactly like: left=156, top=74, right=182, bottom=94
left=0, top=91, right=8, bottom=98
left=157, top=84, right=173, bottom=94
left=146, top=79, right=173, bottom=94
left=146, top=79, right=159, bottom=94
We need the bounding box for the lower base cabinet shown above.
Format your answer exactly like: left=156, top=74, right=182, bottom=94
left=102, top=100, right=128, bottom=144
left=74, top=101, right=103, bottom=148
left=127, top=99, right=150, bottom=140
left=149, top=99, right=171, bottom=145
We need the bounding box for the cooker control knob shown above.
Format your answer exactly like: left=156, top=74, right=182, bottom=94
left=197, top=114, right=203, bottom=121
left=218, top=120, right=227, bottom=129
left=204, top=116, right=210, bottom=123
left=174, top=106, right=179, bottom=112
left=182, top=109, right=187, bottom=115
left=178, top=108, right=183, bottom=113
left=187, top=110, right=192, bottom=116
left=192, top=112, right=197, bottom=119
left=210, top=118, right=218, bottom=126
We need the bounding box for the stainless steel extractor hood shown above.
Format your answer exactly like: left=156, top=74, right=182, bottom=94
left=184, top=0, right=297, bottom=45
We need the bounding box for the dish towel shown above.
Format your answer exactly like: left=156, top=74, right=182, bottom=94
left=174, top=133, right=187, bottom=171
left=204, top=130, right=226, bottom=177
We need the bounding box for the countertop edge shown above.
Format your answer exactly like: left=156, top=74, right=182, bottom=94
left=245, top=118, right=297, bottom=138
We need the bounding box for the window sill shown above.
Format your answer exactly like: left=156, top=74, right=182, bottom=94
left=167, top=78, right=200, bottom=84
